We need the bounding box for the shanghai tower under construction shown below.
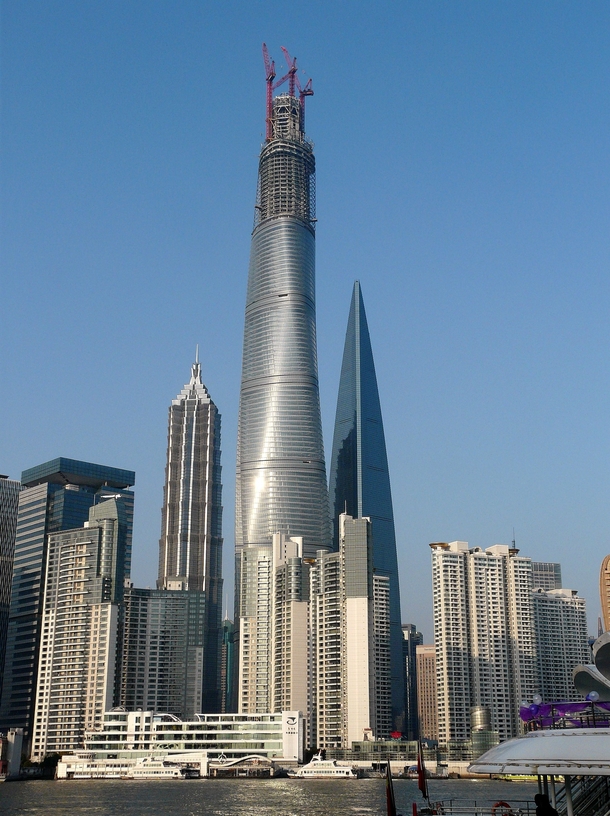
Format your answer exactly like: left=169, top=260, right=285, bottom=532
left=236, top=46, right=330, bottom=578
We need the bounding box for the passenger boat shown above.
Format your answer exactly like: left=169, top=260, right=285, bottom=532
left=288, top=753, right=359, bottom=778
left=124, top=757, right=186, bottom=779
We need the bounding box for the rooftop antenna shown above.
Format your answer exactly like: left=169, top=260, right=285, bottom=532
left=512, top=528, right=516, bottom=548
left=195, top=344, right=199, bottom=364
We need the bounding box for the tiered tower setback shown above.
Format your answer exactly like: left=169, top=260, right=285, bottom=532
left=157, top=354, right=223, bottom=712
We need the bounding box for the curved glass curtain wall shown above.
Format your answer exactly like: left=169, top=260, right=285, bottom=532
left=236, top=96, right=330, bottom=561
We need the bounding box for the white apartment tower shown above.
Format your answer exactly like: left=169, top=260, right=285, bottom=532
left=31, top=497, right=129, bottom=760
left=238, top=516, right=390, bottom=746
left=311, top=514, right=390, bottom=749
left=238, top=545, right=273, bottom=713
left=533, top=587, right=589, bottom=702
left=238, top=533, right=309, bottom=715
left=271, top=535, right=310, bottom=718
left=431, top=541, right=538, bottom=744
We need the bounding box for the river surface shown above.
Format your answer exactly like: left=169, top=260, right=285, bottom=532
left=0, top=777, right=537, bottom=815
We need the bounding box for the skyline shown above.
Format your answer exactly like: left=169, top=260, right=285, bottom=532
left=2, top=2, right=610, bottom=639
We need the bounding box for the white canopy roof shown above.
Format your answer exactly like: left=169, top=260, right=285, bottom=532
left=468, top=728, right=610, bottom=776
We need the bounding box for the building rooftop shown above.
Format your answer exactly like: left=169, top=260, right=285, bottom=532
left=21, top=457, right=135, bottom=489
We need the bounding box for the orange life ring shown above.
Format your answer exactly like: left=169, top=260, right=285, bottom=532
left=491, top=801, right=513, bottom=816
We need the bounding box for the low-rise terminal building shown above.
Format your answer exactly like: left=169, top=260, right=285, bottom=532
left=79, top=708, right=301, bottom=761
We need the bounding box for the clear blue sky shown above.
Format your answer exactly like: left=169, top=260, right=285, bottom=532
left=2, top=1, right=609, bottom=639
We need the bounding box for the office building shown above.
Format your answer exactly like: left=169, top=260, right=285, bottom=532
left=402, top=624, right=423, bottom=740
left=119, top=587, right=207, bottom=719
left=416, top=644, right=438, bottom=741
left=30, top=495, right=131, bottom=760
left=0, top=458, right=134, bottom=745
left=601, top=555, right=610, bottom=632
left=235, top=58, right=330, bottom=636
left=430, top=541, right=538, bottom=743
left=0, top=476, right=20, bottom=698
left=220, top=618, right=235, bottom=713
left=311, top=514, right=391, bottom=749
left=158, top=354, right=223, bottom=712
left=532, top=561, right=562, bottom=591
left=533, top=587, right=589, bottom=702
left=328, top=281, right=406, bottom=731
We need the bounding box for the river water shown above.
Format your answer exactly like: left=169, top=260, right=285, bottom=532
left=1, top=778, right=537, bottom=815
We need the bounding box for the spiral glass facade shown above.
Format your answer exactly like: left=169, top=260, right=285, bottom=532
left=236, top=94, right=330, bottom=564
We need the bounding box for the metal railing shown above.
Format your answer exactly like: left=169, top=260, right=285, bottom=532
left=419, top=799, right=535, bottom=816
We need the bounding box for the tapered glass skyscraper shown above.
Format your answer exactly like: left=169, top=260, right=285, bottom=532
left=329, top=281, right=406, bottom=732
left=235, top=64, right=330, bottom=562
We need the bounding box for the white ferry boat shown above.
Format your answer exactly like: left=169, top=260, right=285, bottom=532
left=124, top=757, right=185, bottom=779
left=289, top=753, right=359, bottom=779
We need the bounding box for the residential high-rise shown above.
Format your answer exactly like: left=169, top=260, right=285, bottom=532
left=237, top=544, right=273, bottom=713
left=120, top=587, right=207, bottom=718
left=30, top=495, right=131, bottom=760
left=430, top=541, right=538, bottom=743
left=416, top=644, right=438, bottom=741
left=157, top=354, right=223, bottom=712
left=0, top=476, right=20, bottom=698
left=237, top=532, right=310, bottom=717
left=532, top=561, right=562, bottom=591
left=600, top=555, right=610, bottom=632
left=270, top=535, right=310, bottom=718
left=532, top=587, right=589, bottom=702
left=0, top=458, right=134, bottom=746
left=402, top=624, right=423, bottom=740
left=311, top=514, right=391, bottom=748
left=329, top=281, right=406, bottom=731
left=235, top=61, right=330, bottom=571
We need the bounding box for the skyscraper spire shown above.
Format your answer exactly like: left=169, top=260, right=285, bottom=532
left=329, top=280, right=406, bottom=732
left=190, top=346, right=202, bottom=386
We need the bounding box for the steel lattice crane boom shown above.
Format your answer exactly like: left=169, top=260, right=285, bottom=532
left=262, top=43, right=276, bottom=141
left=262, top=43, right=314, bottom=138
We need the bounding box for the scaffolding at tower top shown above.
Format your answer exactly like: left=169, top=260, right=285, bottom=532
left=262, top=43, right=314, bottom=141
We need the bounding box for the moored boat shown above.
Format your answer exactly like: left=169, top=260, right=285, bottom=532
left=288, top=753, right=359, bottom=778
left=124, top=757, right=187, bottom=779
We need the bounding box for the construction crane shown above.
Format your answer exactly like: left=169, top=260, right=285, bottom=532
left=262, top=43, right=314, bottom=137
left=281, top=46, right=313, bottom=130
left=262, top=43, right=276, bottom=141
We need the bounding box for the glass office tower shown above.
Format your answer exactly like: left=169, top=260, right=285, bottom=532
left=328, top=281, right=406, bottom=731
left=0, top=458, right=134, bottom=745
left=157, top=355, right=223, bottom=712
left=236, top=93, right=330, bottom=561
left=0, top=475, right=20, bottom=699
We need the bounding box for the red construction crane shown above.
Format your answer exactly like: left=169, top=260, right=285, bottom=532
left=262, top=43, right=276, bottom=141
left=281, top=46, right=314, bottom=131
left=280, top=46, right=298, bottom=98
left=262, top=43, right=314, bottom=137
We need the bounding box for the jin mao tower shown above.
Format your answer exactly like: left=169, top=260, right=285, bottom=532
left=236, top=47, right=330, bottom=569
left=329, top=281, right=406, bottom=732
left=158, top=354, right=223, bottom=711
